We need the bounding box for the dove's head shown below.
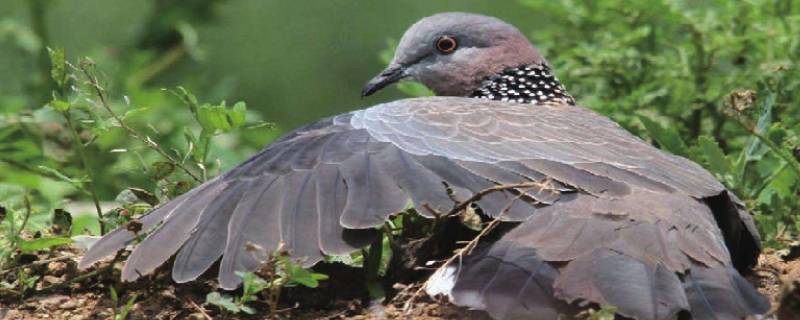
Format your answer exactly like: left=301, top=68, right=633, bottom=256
left=362, top=12, right=544, bottom=97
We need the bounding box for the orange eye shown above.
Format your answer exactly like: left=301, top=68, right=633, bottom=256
left=435, top=36, right=458, bottom=54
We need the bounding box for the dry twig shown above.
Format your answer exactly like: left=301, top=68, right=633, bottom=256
left=402, top=180, right=558, bottom=313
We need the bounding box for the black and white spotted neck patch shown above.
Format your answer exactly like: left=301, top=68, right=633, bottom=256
left=470, top=64, right=576, bottom=106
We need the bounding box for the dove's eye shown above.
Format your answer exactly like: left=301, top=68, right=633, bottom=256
left=435, top=36, right=458, bottom=54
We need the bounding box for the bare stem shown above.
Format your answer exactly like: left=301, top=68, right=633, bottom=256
left=0, top=255, right=77, bottom=274
left=17, top=194, right=33, bottom=237
left=128, top=45, right=188, bottom=87
left=62, top=110, right=106, bottom=234
left=433, top=181, right=553, bottom=218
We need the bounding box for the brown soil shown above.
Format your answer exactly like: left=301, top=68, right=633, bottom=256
left=1, top=246, right=798, bottom=320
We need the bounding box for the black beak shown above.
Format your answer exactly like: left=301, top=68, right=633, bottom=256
left=361, top=64, right=407, bottom=97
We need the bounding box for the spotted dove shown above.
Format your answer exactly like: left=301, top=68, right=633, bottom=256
left=80, top=12, right=769, bottom=319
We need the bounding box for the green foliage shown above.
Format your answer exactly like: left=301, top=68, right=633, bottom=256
left=0, top=14, right=269, bottom=272
left=579, top=305, right=618, bottom=320
left=206, top=291, right=247, bottom=314
left=513, top=0, right=800, bottom=248
left=16, top=269, right=39, bottom=293
left=637, top=115, right=692, bottom=157
left=46, top=47, right=66, bottom=89
left=205, top=256, right=328, bottom=316
left=0, top=1, right=798, bottom=316
left=280, top=260, right=329, bottom=289
left=17, top=236, right=72, bottom=253
left=377, top=0, right=800, bottom=249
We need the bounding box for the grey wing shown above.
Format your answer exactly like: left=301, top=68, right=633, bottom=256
left=356, top=97, right=760, bottom=269
left=78, top=95, right=764, bottom=319
left=79, top=100, right=544, bottom=288
left=426, top=191, right=768, bottom=319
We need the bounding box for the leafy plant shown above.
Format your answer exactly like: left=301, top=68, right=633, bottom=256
left=515, top=0, right=800, bottom=248
left=205, top=249, right=328, bottom=316
left=578, top=305, right=618, bottom=320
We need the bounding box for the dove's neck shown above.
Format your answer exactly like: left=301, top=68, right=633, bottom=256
left=470, top=63, right=575, bottom=106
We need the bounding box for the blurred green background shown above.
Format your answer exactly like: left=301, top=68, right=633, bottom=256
left=0, top=0, right=547, bottom=129
left=0, top=0, right=798, bottom=255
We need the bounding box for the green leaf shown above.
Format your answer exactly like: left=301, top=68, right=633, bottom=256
left=758, top=167, right=798, bottom=203
left=205, top=292, right=240, bottom=313
left=767, top=124, right=787, bottom=147
left=109, top=287, right=119, bottom=304
left=127, top=188, right=160, bottom=206
left=744, top=92, right=775, bottom=161
left=236, top=271, right=267, bottom=302
left=71, top=214, right=101, bottom=236
left=239, top=305, right=256, bottom=315
left=151, top=161, right=175, bottom=181
left=697, top=136, right=730, bottom=178
left=18, top=236, right=73, bottom=253
left=229, top=102, right=247, bottom=128
left=48, top=99, right=71, bottom=112
left=311, top=272, right=329, bottom=281
left=637, top=115, right=690, bottom=157
left=197, top=104, right=232, bottom=133
left=36, top=165, right=85, bottom=189
left=171, top=86, right=200, bottom=115
left=282, top=258, right=326, bottom=288
left=47, top=47, right=67, bottom=88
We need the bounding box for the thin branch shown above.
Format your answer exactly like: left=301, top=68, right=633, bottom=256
left=2, top=264, right=111, bottom=299
left=0, top=159, right=63, bottom=182
left=62, top=110, right=106, bottom=234
left=34, top=267, right=105, bottom=295
left=128, top=45, right=188, bottom=87
left=433, top=181, right=554, bottom=219
left=403, top=181, right=555, bottom=313
left=77, top=61, right=202, bottom=183
left=0, top=254, right=77, bottom=274
left=188, top=299, right=213, bottom=320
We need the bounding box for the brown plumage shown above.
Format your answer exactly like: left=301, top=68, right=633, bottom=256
left=80, top=12, right=768, bottom=319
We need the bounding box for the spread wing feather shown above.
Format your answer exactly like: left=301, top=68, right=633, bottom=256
left=428, top=191, right=768, bottom=319
left=121, top=180, right=232, bottom=281
left=80, top=97, right=765, bottom=317
left=172, top=180, right=253, bottom=283
left=218, top=175, right=283, bottom=288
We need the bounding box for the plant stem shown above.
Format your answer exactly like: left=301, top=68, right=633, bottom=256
left=730, top=112, right=800, bottom=179
left=78, top=63, right=202, bottom=183
left=751, top=162, right=789, bottom=198
left=7, top=208, right=16, bottom=252
left=364, top=234, right=385, bottom=302
left=748, top=126, right=800, bottom=177
left=128, top=45, right=187, bottom=88
left=0, top=158, right=64, bottom=182
left=62, top=111, right=106, bottom=234
left=17, top=194, right=33, bottom=236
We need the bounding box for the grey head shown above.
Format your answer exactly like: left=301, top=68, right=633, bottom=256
left=362, top=12, right=545, bottom=97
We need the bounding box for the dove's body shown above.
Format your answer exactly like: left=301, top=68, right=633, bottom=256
left=81, top=12, right=768, bottom=319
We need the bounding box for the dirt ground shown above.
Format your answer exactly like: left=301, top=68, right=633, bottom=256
left=1, top=245, right=799, bottom=320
